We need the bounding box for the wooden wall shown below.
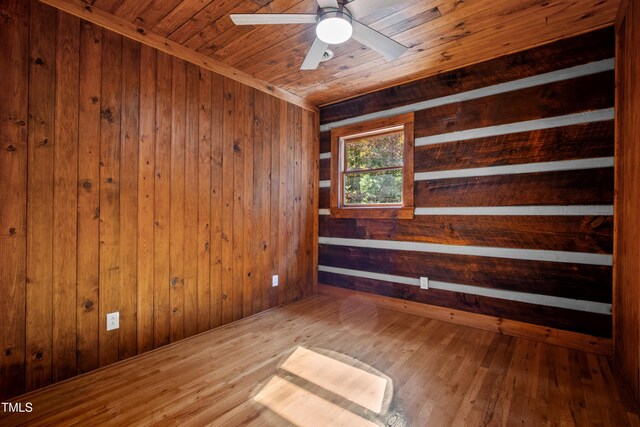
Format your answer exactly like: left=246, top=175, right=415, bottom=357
left=615, top=0, right=640, bottom=406
left=318, top=29, right=615, bottom=341
left=0, top=0, right=317, bottom=400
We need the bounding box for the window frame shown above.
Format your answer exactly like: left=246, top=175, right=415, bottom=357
left=330, top=112, right=414, bottom=219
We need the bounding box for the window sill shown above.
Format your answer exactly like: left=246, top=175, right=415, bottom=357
left=330, top=206, right=414, bottom=220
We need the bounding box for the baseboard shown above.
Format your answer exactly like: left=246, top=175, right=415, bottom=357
left=319, top=284, right=613, bottom=357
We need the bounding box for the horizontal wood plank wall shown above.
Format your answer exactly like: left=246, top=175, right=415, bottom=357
left=318, top=29, right=615, bottom=342
left=0, top=0, right=317, bottom=400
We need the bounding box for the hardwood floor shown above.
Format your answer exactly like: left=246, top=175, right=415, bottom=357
left=1, top=295, right=638, bottom=426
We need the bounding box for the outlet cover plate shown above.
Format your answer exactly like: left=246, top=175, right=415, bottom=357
left=420, top=277, right=429, bottom=290
left=272, top=275, right=278, bottom=287
left=107, top=312, right=119, bottom=331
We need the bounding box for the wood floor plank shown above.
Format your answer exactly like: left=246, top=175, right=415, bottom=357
left=2, top=295, right=637, bottom=426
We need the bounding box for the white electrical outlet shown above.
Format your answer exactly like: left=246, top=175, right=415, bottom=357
left=106, top=312, right=119, bottom=331
left=272, top=275, right=279, bottom=287
left=420, top=277, right=429, bottom=290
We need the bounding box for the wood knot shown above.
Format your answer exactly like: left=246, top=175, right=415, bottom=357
left=15, top=119, right=26, bottom=127
left=233, top=143, right=240, bottom=153
left=440, top=52, right=452, bottom=62
left=5, top=348, right=12, bottom=356
left=101, top=108, right=115, bottom=123
left=34, top=57, right=44, bottom=66
left=91, top=96, right=99, bottom=104
left=263, top=242, right=267, bottom=251
left=82, top=180, right=92, bottom=191
left=222, top=294, right=228, bottom=300
left=84, top=300, right=94, bottom=311
left=35, top=351, right=44, bottom=361
left=247, top=272, right=251, bottom=277
left=170, top=277, right=178, bottom=287
left=136, top=28, right=146, bottom=35
left=39, top=138, right=49, bottom=147
left=107, top=177, right=113, bottom=183
left=204, top=242, right=210, bottom=251
left=9, top=227, right=16, bottom=236
left=7, top=144, right=15, bottom=151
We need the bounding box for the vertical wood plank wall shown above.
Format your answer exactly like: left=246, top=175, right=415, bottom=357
left=0, top=0, right=318, bottom=400
left=318, top=29, right=615, bottom=340
left=615, top=0, right=640, bottom=406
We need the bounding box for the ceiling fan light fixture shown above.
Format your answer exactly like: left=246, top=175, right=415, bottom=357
left=316, top=8, right=353, bottom=45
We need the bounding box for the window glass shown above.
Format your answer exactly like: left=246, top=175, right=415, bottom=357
left=344, top=169, right=403, bottom=205
left=342, top=129, right=404, bottom=206
left=345, top=130, right=404, bottom=171
left=330, top=112, right=414, bottom=219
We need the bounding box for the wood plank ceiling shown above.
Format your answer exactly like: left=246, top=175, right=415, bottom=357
left=79, top=0, right=618, bottom=106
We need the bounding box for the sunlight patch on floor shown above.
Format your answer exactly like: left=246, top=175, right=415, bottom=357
left=280, top=346, right=387, bottom=413
left=254, top=375, right=378, bottom=427
left=253, top=346, right=396, bottom=426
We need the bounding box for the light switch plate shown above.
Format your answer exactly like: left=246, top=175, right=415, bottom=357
left=420, top=277, right=429, bottom=290
left=272, top=275, right=279, bottom=287
left=107, top=312, right=119, bottom=331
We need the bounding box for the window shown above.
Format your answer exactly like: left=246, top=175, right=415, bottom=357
left=330, top=112, right=414, bottom=219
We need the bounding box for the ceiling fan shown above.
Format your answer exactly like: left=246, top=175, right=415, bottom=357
left=230, top=0, right=407, bottom=70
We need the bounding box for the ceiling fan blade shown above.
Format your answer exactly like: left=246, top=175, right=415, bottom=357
left=351, top=20, right=407, bottom=60
left=301, top=38, right=330, bottom=70
left=344, top=0, right=395, bottom=20
left=230, top=14, right=317, bottom=25
left=316, top=0, right=339, bottom=8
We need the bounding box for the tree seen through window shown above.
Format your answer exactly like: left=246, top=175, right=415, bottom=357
left=342, top=130, right=404, bottom=205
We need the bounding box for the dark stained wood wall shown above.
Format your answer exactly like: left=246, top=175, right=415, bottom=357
left=615, top=0, right=640, bottom=406
left=318, top=29, right=615, bottom=340
left=0, top=0, right=318, bottom=400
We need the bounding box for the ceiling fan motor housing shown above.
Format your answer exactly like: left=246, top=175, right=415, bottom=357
left=316, top=5, right=353, bottom=45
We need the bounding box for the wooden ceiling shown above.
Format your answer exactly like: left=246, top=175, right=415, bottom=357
left=76, top=0, right=617, bottom=106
